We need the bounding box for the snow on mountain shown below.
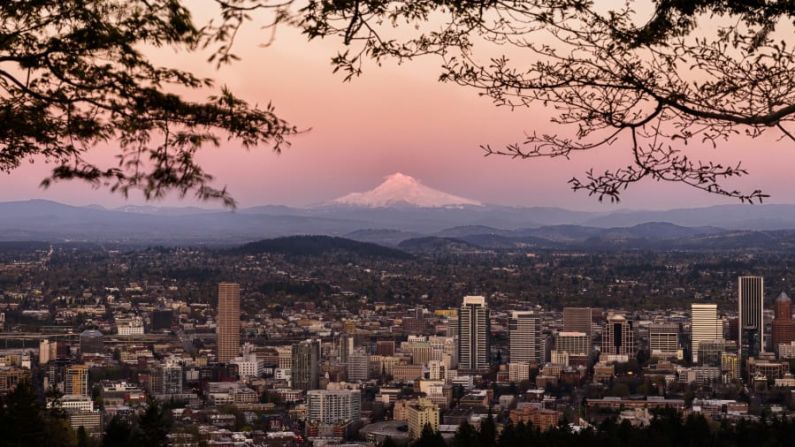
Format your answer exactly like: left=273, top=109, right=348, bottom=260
left=331, top=173, right=482, bottom=208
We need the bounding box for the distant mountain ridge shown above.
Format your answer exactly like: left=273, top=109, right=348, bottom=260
left=3, top=199, right=795, bottom=247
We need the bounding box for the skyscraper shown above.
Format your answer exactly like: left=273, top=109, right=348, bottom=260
left=691, top=304, right=722, bottom=364
left=649, top=323, right=680, bottom=359
left=338, top=334, right=354, bottom=363
left=738, top=276, right=764, bottom=359
left=216, top=282, right=241, bottom=363
left=292, top=339, right=321, bottom=391
left=306, top=390, right=361, bottom=425
left=602, top=314, right=635, bottom=358
left=65, top=364, right=89, bottom=396
left=509, top=311, right=542, bottom=364
left=346, top=350, right=369, bottom=382
left=458, top=295, right=490, bottom=373
left=772, top=292, right=795, bottom=354
left=563, top=307, right=593, bottom=337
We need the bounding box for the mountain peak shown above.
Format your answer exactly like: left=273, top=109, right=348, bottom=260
left=331, top=173, right=482, bottom=208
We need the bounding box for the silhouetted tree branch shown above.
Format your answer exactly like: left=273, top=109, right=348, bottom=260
left=291, top=0, right=795, bottom=203
left=0, top=1, right=298, bottom=207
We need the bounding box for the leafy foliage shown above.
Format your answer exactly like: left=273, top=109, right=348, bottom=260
left=0, top=0, right=297, bottom=206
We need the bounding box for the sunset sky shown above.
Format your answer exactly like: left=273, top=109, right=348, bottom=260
left=0, top=3, right=793, bottom=211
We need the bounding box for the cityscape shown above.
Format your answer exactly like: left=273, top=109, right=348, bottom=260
left=4, top=1, right=795, bottom=446
left=2, top=238, right=795, bottom=446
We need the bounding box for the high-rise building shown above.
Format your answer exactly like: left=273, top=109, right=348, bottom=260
left=292, top=339, right=321, bottom=391
left=458, top=296, right=490, bottom=373
left=152, top=362, right=183, bottom=395
left=306, top=389, right=361, bottom=424
left=738, top=276, right=764, bottom=359
left=563, top=307, right=593, bottom=338
left=216, top=282, right=241, bottom=364
left=691, top=304, right=723, bottom=363
left=407, top=398, right=440, bottom=440
left=556, top=331, right=590, bottom=356
left=39, top=339, right=57, bottom=365
left=346, top=350, right=369, bottom=382
left=509, top=311, right=542, bottom=364
left=649, top=323, right=680, bottom=359
left=65, top=364, right=89, bottom=396
left=772, top=292, right=795, bottom=354
left=338, top=334, right=354, bottom=363
left=602, top=314, right=635, bottom=357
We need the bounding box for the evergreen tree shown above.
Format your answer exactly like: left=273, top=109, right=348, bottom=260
left=381, top=437, right=398, bottom=447
left=414, top=423, right=445, bottom=447
left=77, top=426, right=91, bottom=447
left=133, top=398, right=172, bottom=447
left=478, top=410, right=497, bottom=447
left=102, top=416, right=133, bottom=447
left=452, top=420, right=479, bottom=447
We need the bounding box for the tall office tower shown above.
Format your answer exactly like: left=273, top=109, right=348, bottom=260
left=65, top=364, right=89, bottom=396
left=772, top=292, right=795, bottom=354
left=458, top=296, right=491, bottom=373
left=338, top=334, right=355, bottom=363
left=346, top=350, right=369, bottom=382
left=306, top=390, right=361, bottom=425
left=292, top=339, right=321, bottom=391
left=738, top=276, right=764, bottom=359
left=691, top=304, right=723, bottom=363
left=216, top=282, right=241, bottom=363
left=648, top=323, right=680, bottom=359
left=602, top=314, right=635, bottom=357
left=556, top=332, right=590, bottom=356
left=563, top=307, right=593, bottom=337
left=509, top=311, right=542, bottom=364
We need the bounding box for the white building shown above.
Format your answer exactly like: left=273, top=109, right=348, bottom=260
left=116, top=317, right=145, bottom=335
left=48, top=394, right=94, bottom=412
left=306, top=389, right=361, bottom=424
left=231, top=353, right=262, bottom=379
left=508, top=362, right=530, bottom=382
left=691, top=304, right=723, bottom=363
left=509, top=311, right=542, bottom=364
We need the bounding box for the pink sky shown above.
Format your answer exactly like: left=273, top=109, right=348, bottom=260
left=0, top=6, right=793, bottom=210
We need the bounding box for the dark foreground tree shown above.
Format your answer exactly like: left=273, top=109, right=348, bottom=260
left=292, top=0, right=795, bottom=203
left=0, top=0, right=296, bottom=206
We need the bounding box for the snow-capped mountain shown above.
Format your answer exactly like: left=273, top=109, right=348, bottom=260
left=331, top=173, right=482, bottom=208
